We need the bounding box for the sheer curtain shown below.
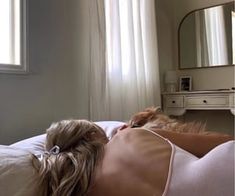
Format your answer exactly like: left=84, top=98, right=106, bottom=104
left=87, top=0, right=107, bottom=120
left=88, top=0, right=161, bottom=121
left=204, top=6, right=229, bottom=65
left=195, top=6, right=229, bottom=66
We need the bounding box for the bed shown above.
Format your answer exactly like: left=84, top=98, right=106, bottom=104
left=0, top=121, right=234, bottom=196
left=0, top=121, right=125, bottom=196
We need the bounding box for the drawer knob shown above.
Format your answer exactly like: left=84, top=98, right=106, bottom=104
left=172, top=100, right=176, bottom=104
left=203, top=100, right=207, bottom=103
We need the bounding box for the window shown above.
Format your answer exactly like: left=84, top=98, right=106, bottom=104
left=0, top=0, right=27, bottom=73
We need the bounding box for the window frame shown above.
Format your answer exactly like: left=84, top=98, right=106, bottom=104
left=0, top=0, right=28, bottom=74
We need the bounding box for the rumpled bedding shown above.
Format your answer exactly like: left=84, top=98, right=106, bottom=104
left=0, top=146, right=38, bottom=196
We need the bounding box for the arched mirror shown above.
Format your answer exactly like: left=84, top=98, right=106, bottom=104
left=178, top=2, right=234, bottom=69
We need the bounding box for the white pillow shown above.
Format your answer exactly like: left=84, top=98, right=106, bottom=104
left=10, top=134, right=46, bottom=154
left=0, top=145, right=39, bottom=196
left=10, top=121, right=125, bottom=154
left=95, top=121, right=125, bottom=139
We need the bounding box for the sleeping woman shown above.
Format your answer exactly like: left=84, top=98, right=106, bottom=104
left=34, top=110, right=234, bottom=196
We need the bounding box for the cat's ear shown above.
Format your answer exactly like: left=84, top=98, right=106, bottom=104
left=145, top=106, right=162, bottom=113
left=155, top=107, right=162, bottom=113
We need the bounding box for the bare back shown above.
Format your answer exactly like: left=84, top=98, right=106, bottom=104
left=87, top=128, right=173, bottom=196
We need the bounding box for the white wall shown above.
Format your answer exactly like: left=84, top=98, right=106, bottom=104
left=0, top=0, right=89, bottom=144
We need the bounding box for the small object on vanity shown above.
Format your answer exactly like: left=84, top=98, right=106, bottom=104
left=165, top=70, right=177, bottom=92
left=179, top=76, right=192, bottom=91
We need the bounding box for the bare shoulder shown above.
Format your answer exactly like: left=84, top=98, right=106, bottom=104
left=107, top=128, right=172, bottom=163
left=113, top=127, right=171, bottom=145
left=89, top=128, right=173, bottom=196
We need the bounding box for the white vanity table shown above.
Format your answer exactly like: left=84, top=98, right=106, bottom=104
left=162, top=90, right=235, bottom=116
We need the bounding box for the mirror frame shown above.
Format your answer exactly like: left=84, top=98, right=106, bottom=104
left=178, top=2, right=235, bottom=70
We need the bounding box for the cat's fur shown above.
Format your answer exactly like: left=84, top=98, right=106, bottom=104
left=128, top=107, right=206, bottom=133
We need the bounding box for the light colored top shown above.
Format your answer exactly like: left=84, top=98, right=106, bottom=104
left=167, top=141, right=234, bottom=196
left=141, top=129, right=234, bottom=196
left=88, top=128, right=234, bottom=196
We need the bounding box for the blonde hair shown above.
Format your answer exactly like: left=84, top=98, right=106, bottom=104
left=35, top=119, right=106, bottom=196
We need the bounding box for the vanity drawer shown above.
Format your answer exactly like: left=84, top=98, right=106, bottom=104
left=186, top=95, right=229, bottom=108
left=165, top=96, right=184, bottom=108
left=162, top=91, right=234, bottom=116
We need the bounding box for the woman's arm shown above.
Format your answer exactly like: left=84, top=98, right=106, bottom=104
left=153, top=129, right=234, bottom=157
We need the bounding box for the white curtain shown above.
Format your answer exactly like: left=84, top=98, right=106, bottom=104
left=87, top=0, right=107, bottom=120
left=196, top=6, right=230, bottom=66
left=204, top=6, right=229, bottom=65
left=195, top=12, right=209, bottom=67
left=195, top=7, right=229, bottom=67
left=88, top=0, right=161, bottom=121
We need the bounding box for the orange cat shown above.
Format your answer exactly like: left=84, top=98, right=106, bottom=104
left=128, top=107, right=206, bottom=133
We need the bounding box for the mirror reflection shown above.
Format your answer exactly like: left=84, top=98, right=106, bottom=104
left=179, top=2, right=234, bottom=69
